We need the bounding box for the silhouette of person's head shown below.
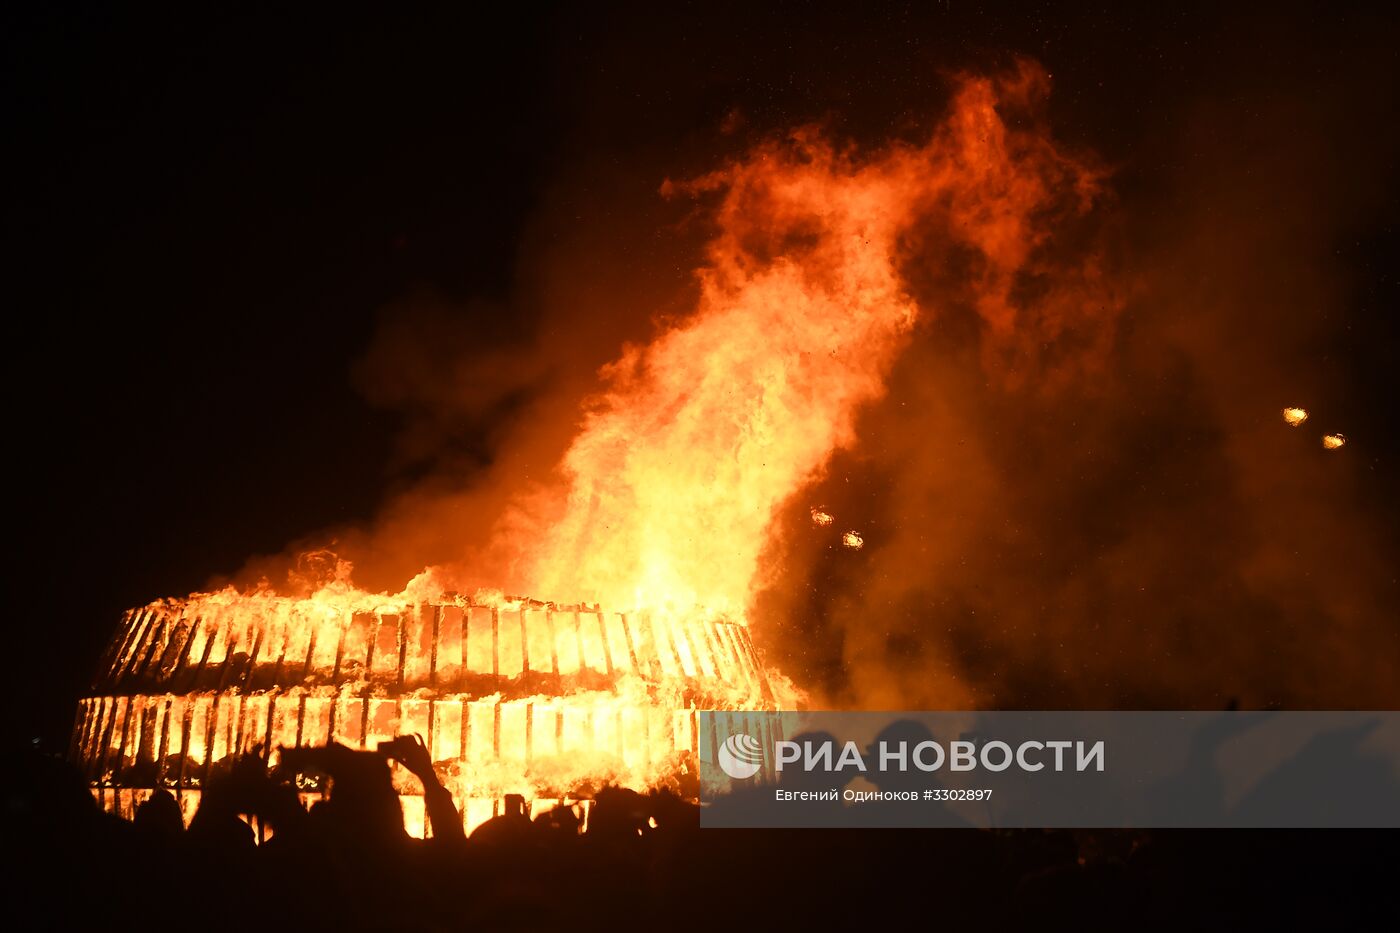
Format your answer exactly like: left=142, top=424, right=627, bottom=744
left=133, top=789, right=184, bottom=845
left=469, top=792, right=537, bottom=850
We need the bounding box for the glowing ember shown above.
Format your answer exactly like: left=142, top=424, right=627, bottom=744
left=1322, top=433, right=1347, bottom=450
left=1282, top=407, right=1309, bottom=427
left=842, top=531, right=864, bottom=550
left=811, top=508, right=834, bottom=527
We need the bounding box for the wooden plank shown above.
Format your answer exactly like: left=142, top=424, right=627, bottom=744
left=110, top=608, right=153, bottom=685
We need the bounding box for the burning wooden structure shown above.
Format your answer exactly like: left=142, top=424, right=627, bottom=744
left=72, top=594, right=776, bottom=834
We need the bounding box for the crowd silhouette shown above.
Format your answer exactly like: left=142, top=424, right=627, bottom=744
left=10, top=736, right=1388, bottom=930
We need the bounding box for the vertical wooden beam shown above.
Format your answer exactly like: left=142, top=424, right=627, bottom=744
left=362, top=614, right=377, bottom=680
left=178, top=701, right=193, bottom=796
left=94, top=609, right=133, bottom=683
left=300, top=625, right=319, bottom=684
left=238, top=626, right=265, bottom=692
left=126, top=617, right=168, bottom=690
left=154, top=697, right=172, bottom=783
left=214, top=627, right=243, bottom=694
left=110, top=608, right=153, bottom=685
left=491, top=608, right=500, bottom=677
left=294, top=694, right=308, bottom=748
left=546, top=609, right=560, bottom=674
left=492, top=701, right=501, bottom=759
left=330, top=612, right=348, bottom=683
left=114, top=695, right=138, bottom=781
left=96, top=696, right=119, bottom=782
left=596, top=612, right=614, bottom=675
left=201, top=695, right=220, bottom=787
left=181, top=617, right=217, bottom=693
left=429, top=606, right=441, bottom=688
left=396, top=611, right=408, bottom=691
left=461, top=699, right=471, bottom=767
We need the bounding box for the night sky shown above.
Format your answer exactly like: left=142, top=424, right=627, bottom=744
left=7, top=3, right=1398, bottom=748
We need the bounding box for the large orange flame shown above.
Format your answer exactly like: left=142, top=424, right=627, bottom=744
left=519, top=60, right=1106, bottom=614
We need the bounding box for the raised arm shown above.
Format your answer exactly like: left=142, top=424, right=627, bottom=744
left=382, top=734, right=465, bottom=845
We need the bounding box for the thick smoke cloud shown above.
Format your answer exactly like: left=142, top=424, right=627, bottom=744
left=754, top=65, right=1400, bottom=710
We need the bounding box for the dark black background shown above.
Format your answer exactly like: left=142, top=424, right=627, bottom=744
left=6, top=3, right=1398, bottom=748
